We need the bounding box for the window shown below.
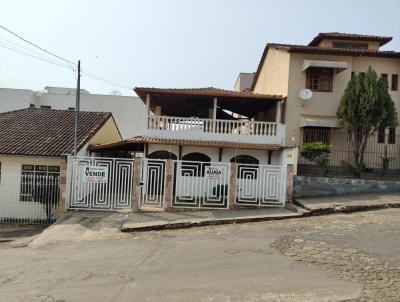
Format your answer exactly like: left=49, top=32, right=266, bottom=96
left=20, top=165, right=60, bottom=202
left=378, top=127, right=386, bottom=144
left=306, top=68, right=333, bottom=92
left=40, top=105, right=51, bottom=109
left=332, top=42, right=368, bottom=50
left=382, top=73, right=388, bottom=82
left=392, top=74, right=398, bottom=91
left=389, top=127, right=396, bottom=144
left=231, top=155, right=259, bottom=179
left=351, top=72, right=355, bottom=79
left=68, top=107, right=75, bottom=111
left=302, top=127, right=331, bottom=144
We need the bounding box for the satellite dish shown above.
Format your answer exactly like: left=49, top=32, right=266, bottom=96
left=299, top=89, right=313, bottom=101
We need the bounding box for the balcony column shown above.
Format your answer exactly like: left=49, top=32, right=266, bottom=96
left=146, top=93, right=150, bottom=129
left=275, top=100, right=282, bottom=123
left=213, top=97, right=217, bottom=133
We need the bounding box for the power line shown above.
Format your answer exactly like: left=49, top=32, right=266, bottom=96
left=0, top=24, right=76, bottom=66
left=0, top=24, right=132, bottom=92
left=81, top=70, right=132, bottom=90
left=0, top=41, right=73, bottom=70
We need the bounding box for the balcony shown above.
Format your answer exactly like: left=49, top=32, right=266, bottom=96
left=146, top=115, right=285, bottom=144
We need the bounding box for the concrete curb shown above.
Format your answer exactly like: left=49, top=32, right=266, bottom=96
left=121, top=212, right=303, bottom=232
left=293, top=199, right=400, bottom=215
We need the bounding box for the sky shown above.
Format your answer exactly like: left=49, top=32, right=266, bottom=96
left=0, top=0, right=399, bottom=96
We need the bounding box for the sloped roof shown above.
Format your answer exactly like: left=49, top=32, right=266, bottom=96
left=134, top=87, right=284, bottom=101
left=308, top=32, right=392, bottom=47
left=0, top=108, right=112, bottom=157
left=89, top=135, right=283, bottom=151
left=251, top=43, right=400, bottom=90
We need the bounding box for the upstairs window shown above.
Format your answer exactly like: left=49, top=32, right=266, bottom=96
left=332, top=42, right=368, bottom=49
left=306, top=68, right=333, bottom=92
left=392, top=74, right=398, bottom=91
left=382, top=73, right=388, bottom=83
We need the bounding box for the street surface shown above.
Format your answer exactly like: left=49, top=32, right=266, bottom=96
left=1, top=208, right=399, bottom=302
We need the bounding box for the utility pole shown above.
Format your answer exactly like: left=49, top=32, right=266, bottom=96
left=74, top=60, right=81, bottom=156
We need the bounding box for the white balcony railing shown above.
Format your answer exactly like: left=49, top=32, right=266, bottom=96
left=148, top=116, right=278, bottom=136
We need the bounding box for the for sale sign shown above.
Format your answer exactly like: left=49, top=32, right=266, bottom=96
left=205, top=166, right=222, bottom=180
left=82, top=166, right=108, bottom=183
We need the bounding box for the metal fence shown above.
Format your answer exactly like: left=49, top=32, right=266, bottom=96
left=0, top=173, right=60, bottom=224
left=298, top=128, right=400, bottom=180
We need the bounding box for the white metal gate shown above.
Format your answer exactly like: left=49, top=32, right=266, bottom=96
left=68, top=156, right=134, bottom=211
left=140, top=159, right=166, bottom=208
left=173, top=160, right=230, bottom=209
left=236, top=164, right=284, bottom=206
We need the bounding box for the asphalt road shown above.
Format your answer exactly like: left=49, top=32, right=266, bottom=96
left=1, top=208, right=399, bottom=302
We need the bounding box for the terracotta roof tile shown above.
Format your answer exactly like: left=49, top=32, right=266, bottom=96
left=134, top=87, right=284, bottom=101
left=251, top=42, right=400, bottom=90
left=308, top=32, right=392, bottom=46
left=0, top=108, right=112, bottom=157
left=90, top=135, right=283, bottom=151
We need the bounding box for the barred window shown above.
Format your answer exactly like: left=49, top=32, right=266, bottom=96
left=20, top=165, right=60, bottom=202
left=302, top=127, right=331, bottom=144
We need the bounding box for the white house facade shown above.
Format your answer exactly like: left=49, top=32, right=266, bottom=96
left=0, top=86, right=146, bottom=139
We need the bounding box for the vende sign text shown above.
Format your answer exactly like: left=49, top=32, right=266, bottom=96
left=82, top=166, right=108, bottom=183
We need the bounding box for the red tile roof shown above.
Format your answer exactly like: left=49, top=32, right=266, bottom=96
left=90, top=135, right=283, bottom=151
left=251, top=43, right=400, bottom=90
left=0, top=108, right=113, bottom=157
left=134, top=87, right=285, bottom=101
left=308, top=32, right=392, bottom=47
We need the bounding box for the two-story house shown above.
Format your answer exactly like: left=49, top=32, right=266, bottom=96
left=249, top=32, right=400, bottom=147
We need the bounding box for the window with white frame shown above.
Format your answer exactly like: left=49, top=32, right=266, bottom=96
left=20, top=165, right=60, bottom=202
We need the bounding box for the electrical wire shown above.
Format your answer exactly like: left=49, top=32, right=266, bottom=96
left=0, top=24, right=132, bottom=91
left=0, top=24, right=76, bottom=66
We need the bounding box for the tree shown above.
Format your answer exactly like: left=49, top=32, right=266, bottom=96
left=337, top=66, right=398, bottom=176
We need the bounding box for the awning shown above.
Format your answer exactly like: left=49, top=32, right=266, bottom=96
left=299, top=115, right=342, bottom=128
left=302, top=60, right=348, bottom=73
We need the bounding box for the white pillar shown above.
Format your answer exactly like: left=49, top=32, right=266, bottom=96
left=276, top=101, right=282, bottom=123
left=146, top=93, right=150, bottom=129
left=213, top=97, right=217, bottom=132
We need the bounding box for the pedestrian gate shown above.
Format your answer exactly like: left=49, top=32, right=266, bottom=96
left=140, top=159, right=166, bottom=208
left=68, top=156, right=134, bottom=211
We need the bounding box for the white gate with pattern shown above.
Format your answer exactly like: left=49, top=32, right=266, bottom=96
left=236, top=164, right=284, bottom=206
left=173, top=160, right=230, bottom=209
left=140, top=159, right=166, bottom=208
left=68, top=156, right=134, bottom=211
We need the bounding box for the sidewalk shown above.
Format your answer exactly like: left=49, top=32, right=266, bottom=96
left=295, top=192, right=400, bottom=214
left=121, top=207, right=302, bottom=232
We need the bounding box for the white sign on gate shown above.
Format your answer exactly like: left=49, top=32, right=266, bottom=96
left=205, top=166, right=222, bottom=180
left=82, top=165, right=108, bottom=183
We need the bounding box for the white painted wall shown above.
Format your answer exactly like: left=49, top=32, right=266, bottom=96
left=0, top=155, right=63, bottom=220
left=0, top=87, right=146, bottom=139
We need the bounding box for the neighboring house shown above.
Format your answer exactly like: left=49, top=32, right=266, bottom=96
left=89, top=87, right=293, bottom=210
left=0, top=108, right=122, bottom=222
left=92, top=87, right=287, bottom=164
left=0, top=86, right=146, bottom=139
left=248, top=32, right=400, bottom=147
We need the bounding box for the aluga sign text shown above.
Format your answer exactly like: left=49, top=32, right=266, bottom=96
left=205, top=166, right=222, bottom=180
left=82, top=166, right=108, bottom=183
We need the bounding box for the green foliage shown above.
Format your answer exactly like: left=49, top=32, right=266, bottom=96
left=337, top=66, right=398, bottom=131
left=337, top=66, right=398, bottom=173
left=300, top=141, right=331, bottom=167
